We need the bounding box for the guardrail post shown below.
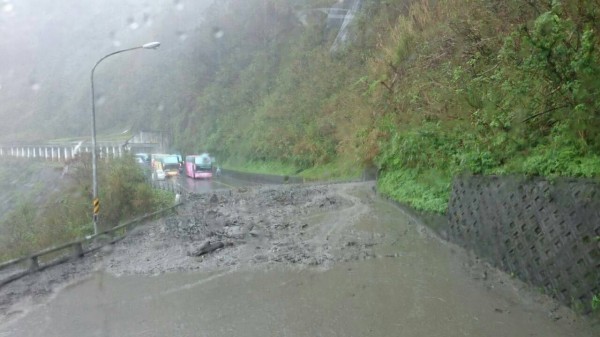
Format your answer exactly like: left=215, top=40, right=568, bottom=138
left=73, top=242, right=84, bottom=258
left=29, top=256, right=39, bottom=272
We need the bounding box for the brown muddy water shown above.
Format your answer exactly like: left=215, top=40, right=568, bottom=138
left=0, top=183, right=597, bottom=337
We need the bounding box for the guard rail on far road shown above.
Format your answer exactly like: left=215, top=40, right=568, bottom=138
left=0, top=203, right=181, bottom=287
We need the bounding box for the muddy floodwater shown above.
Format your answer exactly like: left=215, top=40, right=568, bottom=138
left=0, top=182, right=598, bottom=336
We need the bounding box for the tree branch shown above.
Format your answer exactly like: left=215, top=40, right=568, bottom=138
left=522, top=104, right=570, bottom=122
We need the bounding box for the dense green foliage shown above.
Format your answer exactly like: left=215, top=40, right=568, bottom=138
left=171, top=0, right=374, bottom=175
left=372, top=0, right=600, bottom=212
left=166, top=0, right=599, bottom=213
left=0, top=157, right=172, bottom=260
left=4, top=1, right=599, bottom=215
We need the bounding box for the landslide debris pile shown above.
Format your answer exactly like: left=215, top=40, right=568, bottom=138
left=106, top=184, right=382, bottom=274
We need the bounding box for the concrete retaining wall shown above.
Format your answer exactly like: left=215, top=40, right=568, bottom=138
left=447, top=175, right=600, bottom=313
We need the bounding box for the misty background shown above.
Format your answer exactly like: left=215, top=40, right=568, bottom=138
left=0, top=0, right=217, bottom=142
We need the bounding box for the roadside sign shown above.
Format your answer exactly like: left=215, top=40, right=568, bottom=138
left=93, top=198, right=100, bottom=215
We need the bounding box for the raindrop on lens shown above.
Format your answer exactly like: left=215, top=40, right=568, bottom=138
left=212, top=27, right=224, bottom=39
left=143, top=13, right=153, bottom=26
left=127, top=17, right=139, bottom=30
left=174, top=0, right=184, bottom=11
left=2, top=2, right=13, bottom=13
left=176, top=31, right=187, bottom=41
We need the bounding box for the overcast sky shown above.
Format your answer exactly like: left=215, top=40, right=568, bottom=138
left=0, top=0, right=214, bottom=141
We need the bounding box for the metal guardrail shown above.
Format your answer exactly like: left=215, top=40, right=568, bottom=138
left=0, top=203, right=182, bottom=287
left=150, top=179, right=185, bottom=195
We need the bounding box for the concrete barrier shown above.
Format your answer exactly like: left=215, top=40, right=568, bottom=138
left=447, top=175, right=600, bottom=313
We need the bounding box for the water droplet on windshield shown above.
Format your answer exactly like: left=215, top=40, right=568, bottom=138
left=176, top=31, right=187, bottom=41
left=96, top=95, right=106, bottom=106
left=2, top=1, right=14, bottom=13
left=31, top=83, right=40, bottom=92
left=174, top=0, right=184, bottom=11
left=212, top=27, right=224, bottom=39
left=127, top=17, right=139, bottom=30
left=143, top=12, right=153, bottom=26
left=157, top=104, right=164, bottom=111
left=113, top=40, right=122, bottom=47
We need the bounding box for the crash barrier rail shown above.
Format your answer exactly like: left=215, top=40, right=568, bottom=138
left=447, top=175, right=600, bottom=314
left=150, top=178, right=185, bottom=195
left=0, top=203, right=182, bottom=287
left=0, top=142, right=126, bottom=162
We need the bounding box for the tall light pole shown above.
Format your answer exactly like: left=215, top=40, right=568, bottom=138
left=90, top=41, right=160, bottom=235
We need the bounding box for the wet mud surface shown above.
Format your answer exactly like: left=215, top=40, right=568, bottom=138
left=0, top=182, right=598, bottom=336
left=104, top=183, right=380, bottom=274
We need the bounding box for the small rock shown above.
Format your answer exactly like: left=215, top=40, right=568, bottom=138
left=253, top=254, right=268, bottom=262
left=249, top=229, right=262, bottom=237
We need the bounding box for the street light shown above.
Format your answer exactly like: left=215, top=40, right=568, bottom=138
left=90, top=41, right=160, bottom=235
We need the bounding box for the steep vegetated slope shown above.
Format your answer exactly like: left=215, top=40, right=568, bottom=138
left=4, top=0, right=599, bottom=215
left=176, top=0, right=599, bottom=213
left=370, top=0, right=600, bottom=212
left=0, top=160, right=64, bottom=225
left=0, top=157, right=172, bottom=260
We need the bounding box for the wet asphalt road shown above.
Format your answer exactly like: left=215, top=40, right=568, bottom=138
left=176, top=173, right=255, bottom=194
left=0, top=182, right=598, bottom=337
left=149, top=172, right=256, bottom=195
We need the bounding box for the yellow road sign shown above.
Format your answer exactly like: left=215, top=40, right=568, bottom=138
left=93, top=198, right=100, bottom=215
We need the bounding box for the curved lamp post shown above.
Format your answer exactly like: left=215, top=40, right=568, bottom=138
left=91, top=41, right=160, bottom=235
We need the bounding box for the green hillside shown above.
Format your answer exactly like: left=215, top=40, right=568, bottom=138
left=4, top=0, right=599, bottom=215
left=166, top=0, right=600, bottom=213
left=0, top=157, right=172, bottom=260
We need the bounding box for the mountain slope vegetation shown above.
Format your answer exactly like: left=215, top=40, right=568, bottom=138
left=3, top=0, right=599, bottom=214
left=168, top=0, right=600, bottom=212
